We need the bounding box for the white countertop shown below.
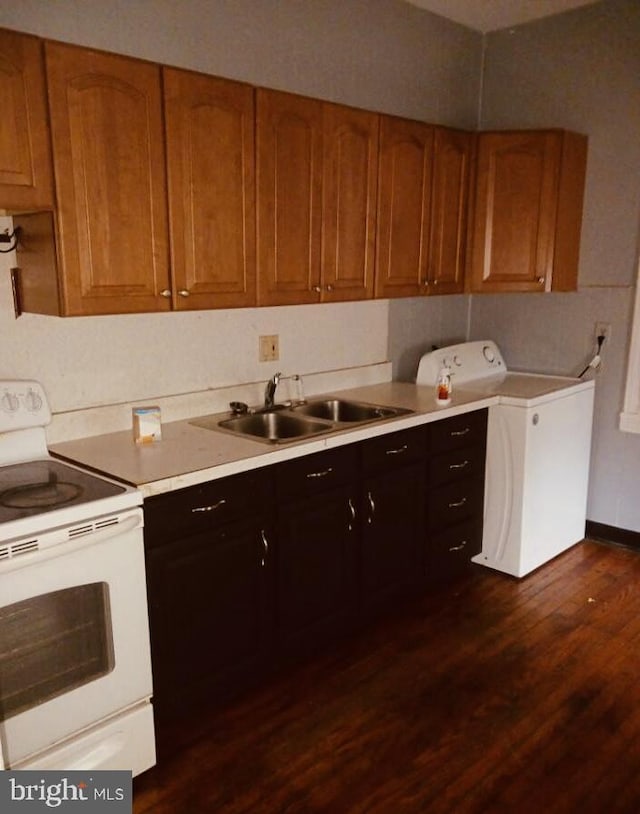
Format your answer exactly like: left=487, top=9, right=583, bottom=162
left=50, top=382, right=497, bottom=497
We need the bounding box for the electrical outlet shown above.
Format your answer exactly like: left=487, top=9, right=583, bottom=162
left=259, top=334, right=279, bottom=362
left=595, top=322, right=611, bottom=344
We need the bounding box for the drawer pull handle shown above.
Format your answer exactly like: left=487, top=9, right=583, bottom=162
left=348, top=497, right=356, bottom=531
left=260, top=529, right=269, bottom=567
left=449, top=460, right=470, bottom=470
left=450, top=427, right=470, bottom=437
left=307, top=467, right=333, bottom=479
left=449, top=540, right=467, bottom=552
left=192, top=499, right=227, bottom=513
left=385, top=444, right=408, bottom=455
left=448, top=497, right=467, bottom=509
left=367, top=491, right=375, bottom=524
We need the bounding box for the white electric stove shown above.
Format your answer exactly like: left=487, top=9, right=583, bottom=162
left=0, top=380, right=155, bottom=775
left=417, top=341, right=595, bottom=577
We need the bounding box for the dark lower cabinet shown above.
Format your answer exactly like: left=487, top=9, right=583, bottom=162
left=277, top=484, right=357, bottom=650
left=143, top=409, right=488, bottom=757
left=426, top=409, right=487, bottom=582
left=361, top=461, right=425, bottom=612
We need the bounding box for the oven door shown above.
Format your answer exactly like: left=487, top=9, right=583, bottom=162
left=0, top=508, right=153, bottom=767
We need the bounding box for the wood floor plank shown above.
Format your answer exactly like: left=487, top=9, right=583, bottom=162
left=133, top=540, right=640, bottom=813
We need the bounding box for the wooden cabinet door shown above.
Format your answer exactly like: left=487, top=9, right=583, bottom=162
left=428, top=127, right=472, bottom=295
left=146, top=519, right=274, bottom=723
left=469, top=130, right=561, bottom=293
left=277, top=485, right=357, bottom=651
left=0, top=29, right=53, bottom=212
left=45, top=42, right=170, bottom=315
left=361, top=462, right=425, bottom=612
left=375, top=115, right=434, bottom=298
left=257, top=89, right=323, bottom=305
left=164, top=68, right=256, bottom=310
left=321, top=103, right=378, bottom=302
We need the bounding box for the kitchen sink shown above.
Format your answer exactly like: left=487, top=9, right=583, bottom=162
left=190, top=397, right=413, bottom=444
left=292, top=398, right=406, bottom=423
left=216, top=412, right=329, bottom=442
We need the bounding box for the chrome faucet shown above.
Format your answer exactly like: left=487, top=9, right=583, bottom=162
left=263, top=371, right=282, bottom=410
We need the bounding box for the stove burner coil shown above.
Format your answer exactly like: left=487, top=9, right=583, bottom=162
left=0, top=480, right=83, bottom=509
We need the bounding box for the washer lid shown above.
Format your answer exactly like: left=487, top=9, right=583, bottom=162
left=462, top=372, right=594, bottom=407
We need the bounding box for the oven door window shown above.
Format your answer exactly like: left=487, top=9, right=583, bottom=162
left=0, top=583, right=114, bottom=721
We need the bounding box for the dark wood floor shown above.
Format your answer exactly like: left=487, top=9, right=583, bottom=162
left=133, top=540, right=640, bottom=813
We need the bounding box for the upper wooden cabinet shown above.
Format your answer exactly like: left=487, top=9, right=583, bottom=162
left=0, top=29, right=54, bottom=212
left=375, top=119, right=472, bottom=299
left=468, top=129, right=587, bottom=293
left=375, top=116, right=434, bottom=299
left=256, top=89, right=323, bottom=306
left=321, top=102, right=378, bottom=302
left=164, top=68, right=256, bottom=310
left=428, top=127, right=472, bottom=295
left=43, top=42, right=171, bottom=315
left=256, top=89, right=378, bottom=306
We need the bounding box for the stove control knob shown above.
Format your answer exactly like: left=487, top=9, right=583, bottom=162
left=1, top=391, right=19, bottom=412
left=25, top=388, right=43, bottom=412
left=482, top=345, right=496, bottom=363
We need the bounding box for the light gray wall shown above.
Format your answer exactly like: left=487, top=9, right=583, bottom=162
left=471, top=0, right=640, bottom=531
left=0, top=0, right=481, bottom=126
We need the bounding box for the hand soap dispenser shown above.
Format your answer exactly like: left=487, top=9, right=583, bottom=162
left=436, top=365, right=452, bottom=406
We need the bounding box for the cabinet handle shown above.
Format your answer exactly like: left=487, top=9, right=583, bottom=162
left=450, top=427, right=470, bottom=437
left=537, top=277, right=545, bottom=285
left=178, top=289, right=190, bottom=297
left=367, top=491, right=375, bottom=524
left=192, top=499, right=227, bottom=513
left=448, top=496, right=467, bottom=509
left=325, top=284, right=334, bottom=292
left=449, top=540, right=467, bottom=552
left=312, top=285, right=322, bottom=293
left=348, top=497, right=356, bottom=531
left=306, top=467, right=333, bottom=479
left=385, top=444, right=408, bottom=456
left=159, top=289, right=172, bottom=298
left=260, top=528, right=269, bottom=567
left=449, top=460, right=470, bottom=470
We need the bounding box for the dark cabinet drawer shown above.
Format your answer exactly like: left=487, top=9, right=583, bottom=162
left=361, top=426, right=427, bottom=474
left=276, top=444, right=358, bottom=501
left=428, top=519, right=481, bottom=581
left=427, top=478, right=483, bottom=530
left=429, top=409, right=487, bottom=453
left=144, top=469, right=273, bottom=548
left=429, top=444, right=486, bottom=488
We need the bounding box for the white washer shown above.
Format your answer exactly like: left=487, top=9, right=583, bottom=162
left=416, top=341, right=595, bottom=577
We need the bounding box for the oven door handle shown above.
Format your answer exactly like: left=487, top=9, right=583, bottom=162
left=0, top=512, right=142, bottom=576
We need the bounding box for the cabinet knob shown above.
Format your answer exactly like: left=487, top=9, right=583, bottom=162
left=537, top=277, right=545, bottom=285
left=178, top=289, right=190, bottom=297
left=312, top=285, right=322, bottom=294
left=159, top=289, right=172, bottom=298
left=325, top=284, right=334, bottom=292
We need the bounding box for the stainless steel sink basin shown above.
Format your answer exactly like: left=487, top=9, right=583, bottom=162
left=190, top=397, right=413, bottom=444
left=292, top=398, right=409, bottom=423
left=198, top=411, right=330, bottom=443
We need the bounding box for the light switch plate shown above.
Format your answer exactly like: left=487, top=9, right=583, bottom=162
left=259, top=334, right=279, bottom=362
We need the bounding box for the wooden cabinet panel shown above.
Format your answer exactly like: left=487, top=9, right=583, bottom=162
left=164, top=68, right=256, bottom=310
left=428, top=127, right=472, bottom=295
left=45, top=42, right=170, bottom=315
left=321, top=103, right=378, bottom=302
left=256, top=89, right=323, bottom=305
left=277, top=485, right=357, bottom=650
left=0, top=29, right=53, bottom=211
left=375, top=115, right=434, bottom=298
left=469, top=129, right=587, bottom=293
